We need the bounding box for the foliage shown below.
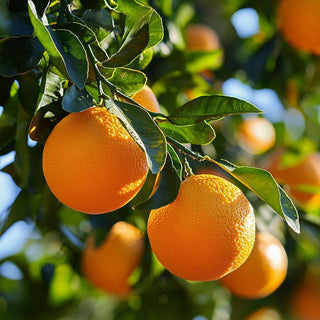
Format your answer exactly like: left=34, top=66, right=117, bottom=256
left=1, top=0, right=320, bottom=319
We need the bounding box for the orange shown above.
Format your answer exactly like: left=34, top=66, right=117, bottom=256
left=290, top=267, right=320, bottom=320
left=147, top=174, right=255, bottom=281
left=265, top=150, right=320, bottom=210
left=277, top=0, right=320, bottom=55
left=81, top=221, right=145, bottom=297
left=185, top=24, right=220, bottom=51
left=42, top=106, right=149, bottom=214
left=245, top=307, right=283, bottom=320
left=132, top=84, right=160, bottom=113
left=220, top=232, right=288, bottom=299
left=236, top=117, right=276, bottom=155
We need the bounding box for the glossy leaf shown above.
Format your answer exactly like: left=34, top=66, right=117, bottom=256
left=62, top=85, right=94, bottom=113
left=167, top=95, right=262, bottom=125
left=108, top=100, right=167, bottom=174
left=166, top=143, right=182, bottom=179
left=0, top=11, right=34, bottom=37
left=103, top=24, right=150, bottom=68
left=158, top=120, right=215, bottom=145
left=107, top=67, right=147, bottom=96
left=134, top=152, right=181, bottom=210
left=28, top=1, right=88, bottom=88
left=0, top=37, right=43, bottom=76
left=215, top=159, right=300, bottom=233
left=116, top=0, right=163, bottom=49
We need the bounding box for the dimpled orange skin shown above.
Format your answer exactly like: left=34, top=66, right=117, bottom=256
left=265, top=150, right=320, bottom=210
left=220, top=232, right=288, bottom=299
left=147, top=174, right=256, bottom=281
left=132, top=84, right=160, bottom=113
left=277, top=0, right=320, bottom=55
left=185, top=24, right=220, bottom=51
left=42, top=107, right=149, bottom=214
left=237, top=117, right=276, bottom=155
left=81, top=221, right=145, bottom=297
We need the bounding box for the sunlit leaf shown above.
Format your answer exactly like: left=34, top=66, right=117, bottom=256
left=215, top=159, right=300, bottom=233
left=167, top=95, right=262, bottom=125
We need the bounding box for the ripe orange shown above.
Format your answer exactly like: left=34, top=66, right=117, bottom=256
left=185, top=24, right=221, bottom=51
left=132, top=84, right=160, bottom=113
left=236, top=117, right=276, bottom=155
left=245, top=307, right=283, bottom=320
left=81, top=221, right=145, bottom=297
left=42, top=106, right=149, bottom=214
left=220, top=232, right=288, bottom=299
left=277, top=0, right=320, bottom=55
left=265, top=150, right=320, bottom=210
left=147, top=174, right=255, bottom=281
left=290, top=267, right=320, bottom=320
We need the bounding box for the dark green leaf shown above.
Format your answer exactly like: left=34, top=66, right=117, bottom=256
left=134, top=152, right=181, bottom=210
left=28, top=1, right=88, bottom=88
left=0, top=11, right=33, bottom=37
left=167, top=95, right=262, bottom=125
left=63, top=22, right=97, bottom=44
left=62, top=85, right=94, bottom=112
left=0, top=75, right=15, bottom=106
left=215, top=159, right=300, bottom=233
left=0, top=82, right=19, bottom=155
left=116, top=0, right=163, bottom=49
left=158, top=120, right=216, bottom=145
left=37, top=70, right=64, bottom=110
left=166, top=143, right=182, bottom=179
left=103, top=24, right=150, bottom=68
left=0, top=37, right=43, bottom=76
left=108, top=100, right=167, bottom=174
left=107, top=67, right=147, bottom=96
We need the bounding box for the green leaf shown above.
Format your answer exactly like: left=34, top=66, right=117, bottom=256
left=134, top=152, right=181, bottom=210
left=0, top=10, right=34, bottom=37
left=108, top=100, right=167, bottom=174
left=63, top=22, right=97, bottom=44
left=158, top=120, right=215, bottom=145
left=107, top=67, right=147, bottom=96
left=116, top=0, right=163, bottom=49
left=215, top=159, right=300, bottom=234
left=103, top=24, right=150, bottom=68
left=62, top=85, right=94, bottom=113
left=185, top=50, right=223, bottom=73
left=0, top=37, right=44, bottom=76
left=37, top=69, right=64, bottom=110
left=28, top=1, right=88, bottom=88
left=166, top=143, right=182, bottom=179
left=0, top=82, right=19, bottom=155
left=167, top=95, right=262, bottom=125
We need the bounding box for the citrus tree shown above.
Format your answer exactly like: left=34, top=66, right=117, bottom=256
left=0, top=0, right=319, bottom=319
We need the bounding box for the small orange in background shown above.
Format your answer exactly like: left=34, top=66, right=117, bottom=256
left=81, top=221, right=145, bottom=297
left=277, top=0, right=320, bottom=55
left=147, top=174, right=255, bottom=281
left=236, top=117, right=276, bottom=155
left=265, top=150, right=320, bottom=210
left=290, top=266, right=320, bottom=320
left=245, top=307, right=283, bottom=320
left=132, top=84, right=160, bottom=113
left=42, top=107, right=149, bottom=214
left=220, top=232, right=288, bottom=299
left=185, top=24, right=221, bottom=51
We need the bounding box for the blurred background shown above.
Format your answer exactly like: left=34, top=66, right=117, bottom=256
left=1, top=0, right=320, bottom=319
